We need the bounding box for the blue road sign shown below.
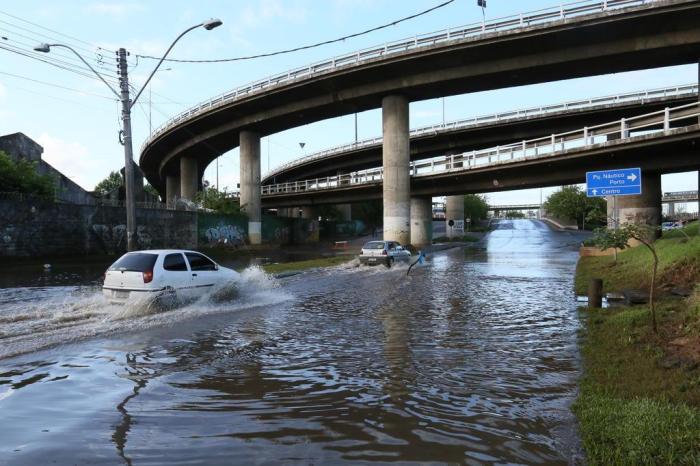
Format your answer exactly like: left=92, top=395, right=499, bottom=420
left=586, top=168, right=641, bottom=197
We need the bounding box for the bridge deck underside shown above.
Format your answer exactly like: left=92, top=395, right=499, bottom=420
left=140, top=1, right=700, bottom=194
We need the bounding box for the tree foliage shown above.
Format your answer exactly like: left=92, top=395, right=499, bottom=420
left=593, top=223, right=660, bottom=333
left=544, top=185, right=607, bottom=229
left=504, top=210, right=526, bottom=219
left=195, top=186, right=243, bottom=215
left=94, top=171, right=122, bottom=197
left=144, top=183, right=160, bottom=201
left=0, top=150, right=55, bottom=198
left=463, top=194, right=489, bottom=222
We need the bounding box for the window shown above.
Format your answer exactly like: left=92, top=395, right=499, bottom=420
left=363, top=242, right=385, bottom=249
left=109, top=253, right=157, bottom=272
left=163, top=253, right=188, bottom=271
left=185, top=252, right=217, bottom=271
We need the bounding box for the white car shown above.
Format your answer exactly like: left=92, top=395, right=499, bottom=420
left=359, top=240, right=411, bottom=267
left=102, top=249, right=238, bottom=305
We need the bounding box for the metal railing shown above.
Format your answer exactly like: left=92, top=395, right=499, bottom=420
left=261, top=102, right=700, bottom=195
left=144, top=0, right=655, bottom=150
left=265, top=82, right=696, bottom=179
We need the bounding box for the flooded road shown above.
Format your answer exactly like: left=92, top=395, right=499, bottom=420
left=0, top=220, right=588, bottom=465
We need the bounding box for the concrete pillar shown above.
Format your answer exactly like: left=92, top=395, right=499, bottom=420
left=240, top=130, right=262, bottom=245
left=165, top=175, right=180, bottom=208
left=667, top=201, right=675, bottom=217
left=336, top=204, right=352, bottom=222
left=617, top=171, right=661, bottom=238
left=300, top=206, right=315, bottom=219
left=180, top=157, right=198, bottom=201
left=445, top=195, right=464, bottom=239
left=382, top=95, right=410, bottom=244
left=410, top=197, right=433, bottom=248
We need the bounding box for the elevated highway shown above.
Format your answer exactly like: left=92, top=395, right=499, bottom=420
left=263, top=84, right=698, bottom=183
left=140, top=0, right=700, bottom=244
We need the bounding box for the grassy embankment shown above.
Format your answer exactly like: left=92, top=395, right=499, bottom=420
left=574, top=223, right=700, bottom=464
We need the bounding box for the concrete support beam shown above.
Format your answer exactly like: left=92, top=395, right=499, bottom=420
left=240, top=130, right=262, bottom=245
left=180, top=157, right=198, bottom=201
left=445, top=195, right=464, bottom=239
left=336, top=204, right=352, bottom=222
left=410, top=197, right=433, bottom=248
left=165, top=175, right=180, bottom=208
left=667, top=201, right=675, bottom=217
left=382, top=95, right=410, bottom=245
left=617, top=170, right=661, bottom=238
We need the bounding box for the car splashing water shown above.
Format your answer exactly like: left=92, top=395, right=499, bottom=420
left=0, top=220, right=590, bottom=465
left=0, top=266, right=290, bottom=360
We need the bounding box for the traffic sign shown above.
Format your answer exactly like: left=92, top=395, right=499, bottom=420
left=586, top=168, right=641, bottom=197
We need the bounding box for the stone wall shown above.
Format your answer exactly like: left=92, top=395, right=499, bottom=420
left=0, top=199, right=197, bottom=257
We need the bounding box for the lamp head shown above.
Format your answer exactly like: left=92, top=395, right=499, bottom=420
left=34, top=43, right=51, bottom=53
left=202, top=18, right=223, bottom=30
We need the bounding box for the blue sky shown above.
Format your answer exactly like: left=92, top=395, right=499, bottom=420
left=0, top=0, right=697, bottom=211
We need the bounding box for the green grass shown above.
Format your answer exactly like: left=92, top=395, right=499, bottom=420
left=575, top=304, right=700, bottom=465
left=261, top=255, right=355, bottom=274
left=663, top=221, right=699, bottom=239
left=575, top=234, right=700, bottom=295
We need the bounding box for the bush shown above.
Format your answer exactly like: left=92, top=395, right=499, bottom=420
left=0, top=150, right=55, bottom=198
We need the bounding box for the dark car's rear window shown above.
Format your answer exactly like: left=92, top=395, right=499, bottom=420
left=363, top=242, right=385, bottom=249
left=109, top=253, right=158, bottom=272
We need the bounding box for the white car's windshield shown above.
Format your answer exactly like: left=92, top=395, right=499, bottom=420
left=363, top=242, right=385, bottom=249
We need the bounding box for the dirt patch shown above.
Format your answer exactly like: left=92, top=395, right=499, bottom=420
left=659, top=257, right=700, bottom=291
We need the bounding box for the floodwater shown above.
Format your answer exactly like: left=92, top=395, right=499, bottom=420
left=0, top=219, right=588, bottom=465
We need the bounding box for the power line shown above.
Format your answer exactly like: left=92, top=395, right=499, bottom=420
left=135, top=0, right=455, bottom=63
left=0, top=70, right=117, bottom=100
left=0, top=42, right=121, bottom=87
left=0, top=8, right=115, bottom=55
left=0, top=31, right=119, bottom=77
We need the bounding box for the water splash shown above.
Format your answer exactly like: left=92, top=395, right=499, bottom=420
left=0, top=266, right=291, bottom=360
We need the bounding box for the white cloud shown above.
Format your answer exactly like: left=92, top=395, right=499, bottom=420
left=85, top=2, right=145, bottom=17
left=37, top=133, right=112, bottom=190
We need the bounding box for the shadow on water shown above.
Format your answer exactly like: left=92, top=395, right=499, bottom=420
left=0, top=220, right=586, bottom=464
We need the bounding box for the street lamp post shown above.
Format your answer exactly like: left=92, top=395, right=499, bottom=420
left=35, top=18, right=222, bottom=251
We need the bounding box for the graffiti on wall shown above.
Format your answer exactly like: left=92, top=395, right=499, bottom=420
left=91, top=224, right=152, bottom=250
left=205, top=224, right=245, bottom=246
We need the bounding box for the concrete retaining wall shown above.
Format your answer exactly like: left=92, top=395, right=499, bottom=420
left=0, top=200, right=320, bottom=257
left=0, top=199, right=197, bottom=257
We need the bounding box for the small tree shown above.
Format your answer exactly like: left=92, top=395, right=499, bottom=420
left=94, top=171, right=122, bottom=197
left=593, top=224, right=660, bottom=333
left=544, top=185, right=607, bottom=229
left=463, top=194, right=489, bottom=223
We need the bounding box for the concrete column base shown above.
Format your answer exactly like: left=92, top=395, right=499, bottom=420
left=382, top=94, right=411, bottom=245
left=166, top=175, right=180, bottom=208
left=445, top=195, right=464, bottom=239
left=240, top=130, right=262, bottom=245
left=617, top=171, right=661, bottom=239
left=180, top=157, right=198, bottom=201
left=248, top=221, right=262, bottom=245
left=410, top=197, right=433, bottom=248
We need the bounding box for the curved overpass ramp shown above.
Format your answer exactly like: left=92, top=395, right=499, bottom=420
left=141, top=0, right=700, bottom=190
left=262, top=84, right=698, bottom=183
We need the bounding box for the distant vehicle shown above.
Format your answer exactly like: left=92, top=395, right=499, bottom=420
left=662, top=221, right=683, bottom=231
left=359, top=240, right=411, bottom=267
left=102, top=250, right=238, bottom=305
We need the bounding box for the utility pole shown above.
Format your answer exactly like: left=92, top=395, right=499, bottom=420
left=117, top=48, right=137, bottom=252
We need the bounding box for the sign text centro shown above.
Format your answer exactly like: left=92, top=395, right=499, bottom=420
left=586, top=168, right=641, bottom=197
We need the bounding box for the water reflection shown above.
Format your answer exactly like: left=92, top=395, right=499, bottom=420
left=0, top=220, right=587, bottom=464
